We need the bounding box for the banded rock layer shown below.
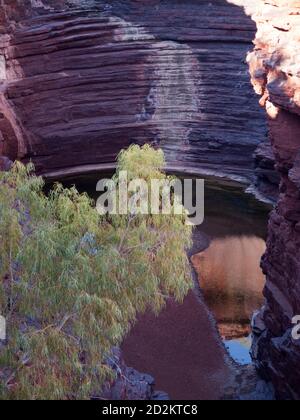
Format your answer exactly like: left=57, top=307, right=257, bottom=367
left=0, top=0, right=267, bottom=183
left=248, top=0, right=300, bottom=400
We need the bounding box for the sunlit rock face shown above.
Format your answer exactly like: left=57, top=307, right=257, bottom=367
left=248, top=0, right=300, bottom=400
left=0, top=0, right=267, bottom=181
left=192, top=236, right=266, bottom=340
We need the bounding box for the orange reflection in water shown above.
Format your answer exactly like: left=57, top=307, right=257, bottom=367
left=191, top=236, right=266, bottom=340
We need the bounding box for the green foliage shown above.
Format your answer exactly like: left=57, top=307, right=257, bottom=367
left=0, top=145, right=192, bottom=400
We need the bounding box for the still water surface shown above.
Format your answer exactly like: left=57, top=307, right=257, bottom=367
left=64, top=175, right=270, bottom=367
left=192, top=180, right=270, bottom=364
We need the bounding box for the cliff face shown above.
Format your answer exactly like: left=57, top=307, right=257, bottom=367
left=0, top=0, right=267, bottom=182
left=248, top=0, right=300, bottom=400
left=2, top=0, right=299, bottom=401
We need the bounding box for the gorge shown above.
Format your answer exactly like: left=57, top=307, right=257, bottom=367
left=0, top=0, right=300, bottom=400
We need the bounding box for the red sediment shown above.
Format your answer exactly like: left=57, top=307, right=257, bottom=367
left=122, top=290, right=231, bottom=400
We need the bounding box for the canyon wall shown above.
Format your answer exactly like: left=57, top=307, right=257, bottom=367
left=0, top=0, right=268, bottom=185
left=248, top=0, right=300, bottom=400
left=3, top=0, right=300, bottom=400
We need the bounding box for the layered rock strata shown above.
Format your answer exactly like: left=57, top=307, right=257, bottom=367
left=248, top=0, right=300, bottom=400
left=0, top=0, right=267, bottom=184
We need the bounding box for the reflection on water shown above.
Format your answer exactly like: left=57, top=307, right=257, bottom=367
left=189, top=180, right=271, bottom=365
left=192, top=235, right=266, bottom=364
left=60, top=174, right=270, bottom=367
left=224, top=336, right=252, bottom=366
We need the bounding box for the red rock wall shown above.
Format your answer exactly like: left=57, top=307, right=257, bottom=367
left=0, top=0, right=267, bottom=183
left=248, top=0, right=300, bottom=400
left=4, top=0, right=299, bottom=400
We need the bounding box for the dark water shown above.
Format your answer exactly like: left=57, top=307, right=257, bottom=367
left=57, top=174, right=270, bottom=366
left=191, top=179, right=270, bottom=364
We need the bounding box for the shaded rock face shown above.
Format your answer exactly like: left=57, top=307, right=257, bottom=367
left=0, top=0, right=267, bottom=182
left=248, top=0, right=300, bottom=400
